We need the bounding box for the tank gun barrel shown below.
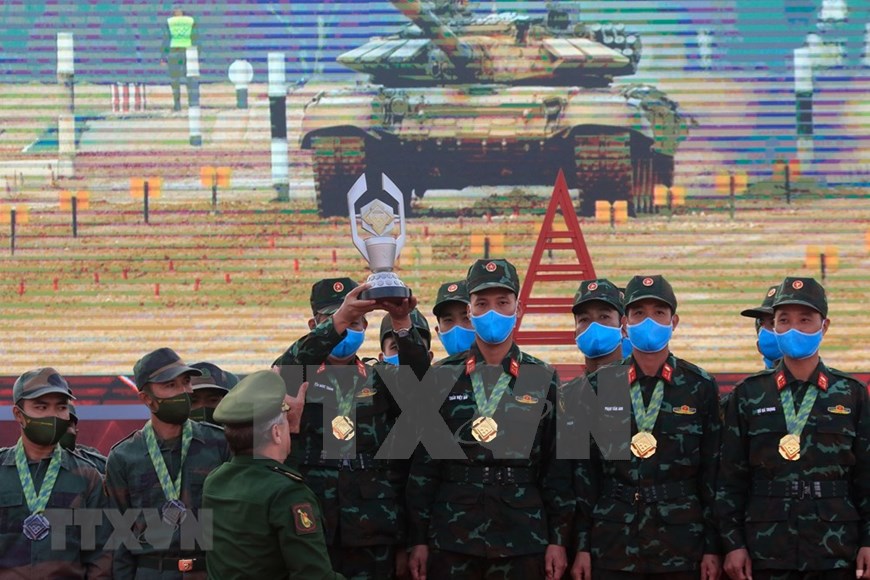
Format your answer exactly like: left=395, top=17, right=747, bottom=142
left=392, top=0, right=476, bottom=65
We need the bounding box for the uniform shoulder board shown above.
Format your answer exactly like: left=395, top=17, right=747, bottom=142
left=826, top=367, right=864, bottom=388
left=110, top=429, right=141, bottom=452
left=674, top=357, right=713, bottom=382
left=270, top=465, right=304, bottom=482
left=71, top=449, right=102, bottom=469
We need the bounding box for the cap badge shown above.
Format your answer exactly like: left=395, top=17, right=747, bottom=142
left=333, top=281, right=344, bottom=293
left=792, top=280, right=804, bottom=290
left=587, top=282, right=598, bottom=291
left=447, top=284, right=458, bottom=292
left=485, top=262, right=497, bottom=272
left=767, top=288, right=777, bottom=297
left=642, top=277, right=654, bottom=287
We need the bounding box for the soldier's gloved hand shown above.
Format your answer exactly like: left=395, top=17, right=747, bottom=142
left=545, top=544, right=567, bottom=580
left=570, top=551, right=591, bottom=580
left=857, top=546, right=870, bottom=579
left=701, top=553, right=722, bottom=580
left=333, top=283, right=377, bottom=333
left=382, top=295, right=419, bottom=331
left=409, top=545, right=428, bottom=580
left=723, top=548, right=752, bottom=580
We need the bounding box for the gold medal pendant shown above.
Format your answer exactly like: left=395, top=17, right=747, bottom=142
left=630, top=431, right=657, bottom=459
left=331, top=415, right=355, bottom=440
left=778, top=433, right=801, bottom=461
left=471, top=416, right=498, bottom=443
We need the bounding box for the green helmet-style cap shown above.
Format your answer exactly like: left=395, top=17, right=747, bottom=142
left=623, top=275, right=678, bottom=313
left=466, top=259, right=520, bottom=295
left=572, top=278, right=624, bottom=316
left=133, top=347, right=201, bottom=391
left=310, top=277, right=358, bottom=315
left=772, top=276, right=828, bottom=318
left=740, top=285, right=779, bottom=319
left=433, top=280, right=470, bottom=318
left=13, top=367, right=75, bottom=405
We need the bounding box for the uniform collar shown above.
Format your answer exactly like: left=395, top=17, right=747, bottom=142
left=774, top=359, right=830, bottom=392
left=0, top=443, right=77, bottom=471
left=138, top=419, right=205, bottom=456
left=627, top=353, right=676, bottom=385
left=232, top=454, right=305, bottom=478
left=316, top=358, right=367, bottom=378
left=465, top=342, right=522, bottom=378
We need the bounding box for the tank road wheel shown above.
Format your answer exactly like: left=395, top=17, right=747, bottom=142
left=573, top=131, right=632, bottom=217
left=311, top=135, right=367, bottom=218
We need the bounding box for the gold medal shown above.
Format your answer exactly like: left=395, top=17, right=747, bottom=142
left=471, top=416, right=498, bottom=443
left=630, top=431, right=657, bottom=459
left=331, top=416, right=355, bottom=440
left=778, top=433, right=801, bottom=461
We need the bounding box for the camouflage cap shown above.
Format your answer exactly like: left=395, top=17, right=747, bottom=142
left=740, top=285, right=779, bottom=319
left=379, top=309, right=432, bottom=346
left=13, top=367, right=76, bottom=404
left=572, top=278, right=624, bottom=316
left=133, top=347, right=202, bottom=391
left=466, top=259, right=520, bottom=295
left=433, top=280, right=470, bottom=318
left=623, top=275, right=678, bottom=312
left=190, top=361, right=233, bottom=393
left=773, top=276, right=828, bottom=318
left=213, top=370, right=287, bottom=425
left=310, top=277, right=358, bottom=315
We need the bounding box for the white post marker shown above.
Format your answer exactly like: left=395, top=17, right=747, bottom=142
left=57, top=32, right=75, bottom=178
left=794, top=46, right=814, bottom=163
left=187, top=46, right=202, bottom=146
left=268, top=52, right=289, bottom=201
left=228, top=60, right=254, bottom=109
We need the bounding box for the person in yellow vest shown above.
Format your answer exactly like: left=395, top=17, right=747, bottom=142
left=161, top=8, right=198, bottom=111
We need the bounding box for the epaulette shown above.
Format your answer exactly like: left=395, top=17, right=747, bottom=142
left=517, top=350, right=555, bottom=373
left=270, top=465, right=304, bottom=482
left=110, top=429, right=141, bottom=452
left=826, top=367, right=864, bottom=387
left=71, top=449, right=104, bottom=471
left=674, top=357, right=713, bottom=382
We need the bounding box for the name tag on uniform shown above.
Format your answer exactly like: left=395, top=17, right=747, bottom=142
left=313, top=382, right=333, bottom=392
left=448, top=393, right=470, bottom=401
left=604, top=406, right=625, bottom=412
left=753, top=406, right=777, bottom=415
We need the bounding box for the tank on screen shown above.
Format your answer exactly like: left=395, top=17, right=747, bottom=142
left=301, top=0, right=692, bottom=217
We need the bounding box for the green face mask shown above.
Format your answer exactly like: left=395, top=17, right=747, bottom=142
left=188, top=406, right=216, bottom=423
left=148, top=391, right=192, bottom=425
left=20, top=411, right=71, bottom=447
left=58, top=430, right=77, bottom=450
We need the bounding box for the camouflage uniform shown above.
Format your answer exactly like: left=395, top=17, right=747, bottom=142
left=406, top=260, right=573, bottom=579
left=63, top=402, right=108, bottom=473
left=0, top=368, right=112, bottom=578
left=204, top=371, right=345, bottom=579
left=717, top=277, right=870, bottom=578
left=572, top=275, right=722, bottom=577
left=271, top=278, right=429, bottom=580
left=104, top=348, right=231, bottom=579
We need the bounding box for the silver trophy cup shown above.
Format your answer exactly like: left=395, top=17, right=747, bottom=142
left=347, top=173, right=411, bottom=301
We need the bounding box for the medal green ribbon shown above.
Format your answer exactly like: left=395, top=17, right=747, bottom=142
left=143, top=420, right=192, bottom=502
left=14, top=439, right=62, bottom=515
left=470, top=367, right=513, bottom=418
left=327, top=374, right=358, bottom=417
left=630, top=379, right=665, bottom=432
left=779, top=384, right=819, bottom=436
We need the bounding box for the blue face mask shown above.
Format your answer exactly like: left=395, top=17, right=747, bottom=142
left=438, top=325, right=477, bottom=356
left=626, top=317, right=673, bottom=353
left=331, top=328, right=365, bottom=359
left=382, top=353, right=399, bottom=366
left=470, top=309, right=516, bottom=345
left=575, top=322, right=623, bottom=359
left=621, top=336, right=633, bottom=359
left=757, top=327, right=783, bottom=364
left=775, top=328, right=823, bottom=360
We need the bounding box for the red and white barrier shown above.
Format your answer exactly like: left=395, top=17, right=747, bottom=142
left=111, top=83, right=147, bottom=113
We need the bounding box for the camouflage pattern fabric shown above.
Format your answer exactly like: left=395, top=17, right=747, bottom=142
left=104, top=420, right=230, bottom=579
left=428, top=549, right=546, bottom=579
left=74, top=444, right=107, bottom=474
left=0, top=446, right=112, bottom=578
left=572, top=353, right=722, bottom=573
left=717, top=361, right=870, bottom=571
left=328, top=544, right=394, bottom=580
left=405, top=342, right=573, bottom=559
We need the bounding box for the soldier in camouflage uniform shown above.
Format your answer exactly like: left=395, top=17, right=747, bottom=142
left=571, top=275, right=722, bottom=580
left=718, top=277, right=870, bottom=580
left=272, top=277, right=428, bottom=580
left=0, top=368, right=111, bottom=578
left=379, top=308, right=433, bottom=365
left=571, top=279, right=626, bottom=375
left=104, top=347, right=231, bottom=579
left=59, top=401, right=108, bottom=473
left=406, top=259, right=573, bottom=580
left=739, top=285, right=784, bottom=370
left=188, top=362, right=235, bottom=424
left=430, top=279, right=476, bottom=358
left=204, top=370, right=346, bottom=579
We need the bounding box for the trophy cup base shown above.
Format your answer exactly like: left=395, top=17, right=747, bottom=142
left=360, top=285, right=412, bottom=302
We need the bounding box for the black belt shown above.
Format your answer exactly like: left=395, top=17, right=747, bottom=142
left=303, top=450, right=386, bottom=471
left=605, top=480, right=694, bottom=505
left=443, top=464, right=537, bottom=485
left=137, top=555, right=205, bottom=572
left=752, top=480, right=850, bottom=499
